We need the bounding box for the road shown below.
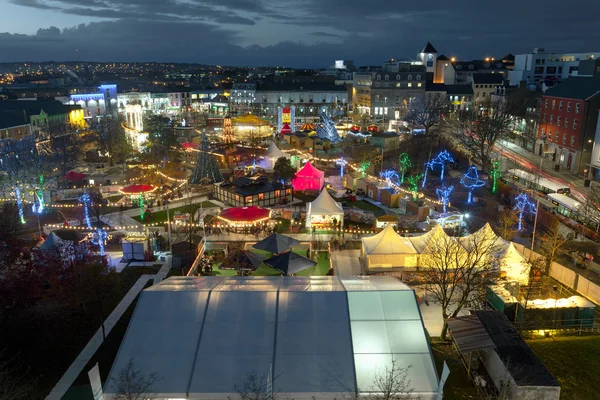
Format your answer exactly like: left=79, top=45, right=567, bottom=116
left=494, top=140, right=589, bottom=202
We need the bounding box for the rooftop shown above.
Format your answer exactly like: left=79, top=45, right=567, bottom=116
left=544, top=76, right=600, bottom=100
left=106, top=276, right=439, bottom=398
left=472, top=73, right=505, bottom=85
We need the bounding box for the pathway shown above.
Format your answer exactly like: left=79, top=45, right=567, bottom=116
left=45, top=257, right=172, bottom=400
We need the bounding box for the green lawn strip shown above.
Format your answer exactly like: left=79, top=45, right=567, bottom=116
left=132, top=201, right=219, bottom=223
left=351, top=200, right=386, bottom=216
left=526, top=335, right=600, bottom=400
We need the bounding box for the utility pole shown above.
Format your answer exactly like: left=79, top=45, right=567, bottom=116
left=530, top=156, right=543, bottom=258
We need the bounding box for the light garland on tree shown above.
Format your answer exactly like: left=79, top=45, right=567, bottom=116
left=489, top=160, right=502, bottom=194
left=460, top=166, right=486, bottom=204
left=436, top=184, right=454, bottom=213
left=514, top=192, right=536, bottom=231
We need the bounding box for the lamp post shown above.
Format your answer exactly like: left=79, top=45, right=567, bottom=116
left=530, top=156, right=543, bottom=259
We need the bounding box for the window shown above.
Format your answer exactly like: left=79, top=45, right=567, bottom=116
left=416, top=74, right=421, bottom=80
left=376, top=75, right=381, bottom=80
left=543, top=113, right=547, bottom=122
left=245, top=196, right=252, bottom=203
left=408, top=74, right=413, bottom=80
left=574, top=119, right=578, bottom=129
left=258, top=193, right=264, bottom=200
left=549, top=115, right=553, bottom=124
left=557, top=116, right=561, bottom=126
left=567, top=102, right=571, bottom=112
left=571, top=136, right=575, bottom=147
left=575, top=103, right=580, bottom=114
left=384, top=75, right=389, bottom=80
left=407, top=83, right=412, bottom=87
left=417, top=83, right=422, bottom=87
left=559, top=101, right=563, bottom=110
left=396, top=74, right=400, bottom=80
left=562, top=133, right=566, bottom=145
left=555, top=132, right=559, bottom=142
left=552, top=100, right=556, bottom=110
left=545, top=99, right=548, bottom=108
left=274, top=190, right=280, bottom=197
left=565, top=118, right=569, bottom=128
left=541, top=127, right=545, bottom=136
left=548, top=130, right=552, bottom=141
left=395, top=83, right=401, bottom=87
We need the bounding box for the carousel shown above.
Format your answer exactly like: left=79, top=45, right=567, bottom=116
left=119, top=184, right=158, bottom=220
left=216, top=206, right=271, bottom=233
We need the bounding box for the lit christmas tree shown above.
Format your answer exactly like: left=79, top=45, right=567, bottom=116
left=398, top=153, right=412, bottom=184
left=514, top=193, right=536, bottom=231
left=460, top=166, right=486, bottom=203
left=359, top=161, right=370, bottom=178
left=436, top=184, right=454, bottom=213
left=407, top=174, right=423, bottom=201
left=315, top=114, right=341, bottom=143
left=489, top=160, right=502, bottom=194
left=190, top=133, right=224, bottom=184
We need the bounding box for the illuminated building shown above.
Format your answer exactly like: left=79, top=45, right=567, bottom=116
left=214, top=175, right=292, bottom=207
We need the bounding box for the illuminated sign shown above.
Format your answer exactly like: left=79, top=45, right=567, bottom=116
left=282, top=107, right=291, bottom=123
left=552, top=200, right=559, bottom=206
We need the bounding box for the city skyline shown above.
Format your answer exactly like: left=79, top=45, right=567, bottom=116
left=0, top=0, right=599, bottom=66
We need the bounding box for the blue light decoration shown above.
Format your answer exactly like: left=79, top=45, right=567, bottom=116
left=31, top=175, right=45, bottom=214
left=380, top=169, right=401, bottom=188
left=436, top=184, right=454, bottom=213
left=514, top=193, right=537, bottom=231
left=79, top=193, right=93, bottom=229
left=336, top=157, right=348, bottom=178
left=422, top=150, right=455, bottom=188
left=315, top=114, right=342, bottom=143
left=13, top=186, right=25, bottom=224
left=460, top=166, right=486, bottom=204
left=92, top=227, right=108, bottom=256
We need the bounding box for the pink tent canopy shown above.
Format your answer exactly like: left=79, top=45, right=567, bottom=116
left=292, top=161, right=324, bottom=191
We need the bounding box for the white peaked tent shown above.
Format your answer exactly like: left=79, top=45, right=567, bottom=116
left=262, top=141, right=289, bottom=168
left=459, top=223, right=505, bottom=252
left=496, top=242, right=530, bottom=284
left=361, top=224, right=418, bottom=271
left=409, top=224, right=450, bottom=254
left=306, top=188, right=344, bottom=229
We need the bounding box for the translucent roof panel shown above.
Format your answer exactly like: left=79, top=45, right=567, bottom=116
left=190, top=290, right=278, bottom=394
left=213, top=276, right=281, bottom=291
left=106, top=291, right=210, bottom=397
left=340, top=276, right=411, bottom=291
left=275, top=291, right=355, bottom=393
left=146, top=276, right=226, bottom=291
left=279, top=276, right=345, bottom=292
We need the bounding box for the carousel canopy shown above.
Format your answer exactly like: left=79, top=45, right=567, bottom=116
left=218, top=206, right=271, bottom=223
left=180, top=142, right=199, bottom=149
left=233, top=114, right=271, bottom=126
left=120, top=184, right=157, bottom=195
left=264, top=251, right=317, bottom=275
left=253, top=233, right=300, bottom=254
left=362, top=224, right=416, bottom=255
left=292, top=161, right=324, bottom=191
left=307, top=188, right=343, bottom=216
left=64, top=170, right=87, bottom=181
left=300, top=123, right=316, bottom=132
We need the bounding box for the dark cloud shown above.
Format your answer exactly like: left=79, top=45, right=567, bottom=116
left=2, top=0, right=600, bottom=66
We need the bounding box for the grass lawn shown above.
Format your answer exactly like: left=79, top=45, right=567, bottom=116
left=351, top=199, right=386, bottom=217
left=106, top=194, right=124, bottom=203
left=209, top=250, right=330, bottom=277
left=526, top=335, right=600, bottom=400
left=132, top=201, right=219, bottom=223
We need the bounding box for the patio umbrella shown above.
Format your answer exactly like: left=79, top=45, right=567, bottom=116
left=237, top=251, right=265, bottom=271
left=253, top=233, right=300, bottom=254
left=264, top=251, right=316, bottom=276
left=64, top=170, right=87, bottom=181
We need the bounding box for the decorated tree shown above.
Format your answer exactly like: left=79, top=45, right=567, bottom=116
left=190, top=133, right=224, bottom=185
left=315, top=114, right=341, bottom=143
left=436, top=184, right=454, bottom=213
left=273, top=156, right=296, bottom=183
left=489, top=160, right=502, bottom=194
left=380, top=169, right=401, bottom=187
left=422, top=150, right=454, bottom=187
left=336, top=157, right=348, bottom=178
left=359, top=161, right=371, bottom=178
left=514, top=193, right=536, bottom=231
left=398, top=153, right=412, bottom=184
left=407, top=174, right=423, bottom=201
left=460, top=166, right=486, bottom=203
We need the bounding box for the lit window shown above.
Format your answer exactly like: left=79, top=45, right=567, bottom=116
left=570, top=136, right=575, bottom=146
left=418, top=83, right=422, bottom=87
left=562, top=133, right=566, bottom=144
left=258, top=193, right=264, bottom=200
left=246, top=196, right=252, bottom=203
left=275, top=190, right=281, bottom=197
left=555, top=132, right=559, bottom=142
left=407, top=83, right=412, bottom=87
left=557, top=116, right=561, bottom=126
left=552, top=100, right=556, bottom=109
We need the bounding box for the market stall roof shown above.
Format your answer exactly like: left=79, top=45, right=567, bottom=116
left=38, top=231, right=64, bottom=250
left=292, top=161, right=324, bottom=191
left=64, top=170, right=87, bottom=181
left=447, top=314, right=496, bottom=353
left=460, top=222, right=505, bottom=252
left=253, top=233, right=300, bottom=254
left=265, top=142, right=288, bottom=160
left=120, top=184, right=157, bottom=195
left=264, top=251, right=317, bottom=275
left=280, top=122, right=292, bottom=135
left=220, top=250, right=265, bottom=271
left=362, top=224, right=416, bottom=255
left=307, top=188, right=343, bottom=215
left=300, top=123, right=316, bottom=131
left=217, top=206, right=271, bottom=223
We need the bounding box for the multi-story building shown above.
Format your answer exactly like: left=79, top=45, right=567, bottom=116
left=536, top=63, right=600, bottom=172
left=472, top=73, right=505, bottom=106
left=444, top=60, right=509, bottom=85
left=447, top=85, right=474, bottom=114
left=68, top=84, right=117, bottom=118
left=230, top=82, right=257, bottom=115
left=510, top=48, right=600, bottom=86
left=0, top=112, right=33, bottom=142
left=253, top=83, right=348, bottom=125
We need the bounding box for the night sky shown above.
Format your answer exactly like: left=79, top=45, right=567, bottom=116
left=0, top=0, right=599, bottom=66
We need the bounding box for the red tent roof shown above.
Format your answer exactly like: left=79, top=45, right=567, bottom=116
left=120, top=184, right=157, bottom=195
left=218, top=206, right=271, bottom=223
left=64, top=170, right=87, bottom=181
left=280, top=123, right=292, bottom=135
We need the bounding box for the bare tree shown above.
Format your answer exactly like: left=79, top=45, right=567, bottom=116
left=495, top=209, right=519, bottom=241
left=367, top=359, right=413, bottom=400
left=421, top=228, right=500, bottom=339
left=448, top=94, right=524, bottom=172
left=0, top=350, right=33, bottom=400
left=111, top=358, right=159, bottom=400
left=234, top=370, right=285, bottom=400
left=405, top=93, right=448, bottom=136
left=537, top=209, right=568, bottom=275
left=89, top=116, right=131, bottom=166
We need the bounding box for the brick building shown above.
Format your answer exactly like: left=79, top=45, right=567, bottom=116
left=537, top=64, right=600, bottom=172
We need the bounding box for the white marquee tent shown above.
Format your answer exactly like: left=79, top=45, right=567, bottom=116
left=261, top=141, right=289, bottom=169
left=105, top=276, right=441, bottom=400
left=361, top=224, right=417, bottom=271
left=305, top=188, right=344, bottom=229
